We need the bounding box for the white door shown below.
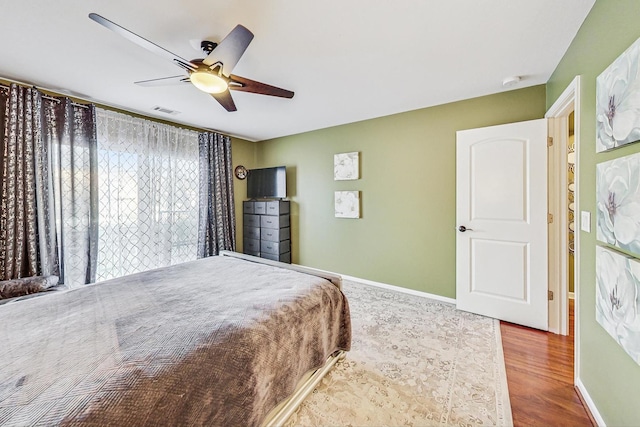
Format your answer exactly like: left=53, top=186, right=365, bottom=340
left=456, top=119, right=548, bottom=330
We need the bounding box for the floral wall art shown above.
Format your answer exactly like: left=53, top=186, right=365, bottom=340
left=596, top=36, right=640, bottom=152
left=335, top=191, right=360, bottom=218
left=596, top=152, right=640, bottom=257
left=596, top=246, right=640, bottom=365
left=333, top=152, right=361, bottom=218
left=334, top=152, right=359, bottom=180
left=595, top=35, right=640, bottom=365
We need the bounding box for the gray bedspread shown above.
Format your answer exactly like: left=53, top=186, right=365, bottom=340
left=0, top=256, right=351, bottom=426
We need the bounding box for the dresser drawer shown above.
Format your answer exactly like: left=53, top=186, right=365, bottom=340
left=260, top=239, right=290, bottom=255
left=266, top=200, right=290, bottom=215
left=261, top=252, right=291, bottom=263
left=243, top=238, right=261, bottom=253
left=244, top=214, right=260, bottom=228
left=243, top=201, right=254, bottom=214
left=253, top=201, right=267, bottom=214
left=244, top=226, right=260, bottom=240
left=261, top=214, right=290, bottom=229
left=261, top=227, right=289, bottom=242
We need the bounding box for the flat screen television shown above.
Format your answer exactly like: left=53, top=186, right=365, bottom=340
left=247, top=166, right=286, bottom=199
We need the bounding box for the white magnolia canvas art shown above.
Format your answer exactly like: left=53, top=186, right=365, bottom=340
left=334, top=152, right=359, bottom=180
left=335, top=191, right=360, bottom=218
left=596, top=152, right=640, bottom=257
left=596, top=36, right=640, bottom=152
left=596, top=246, right=640, bottom=365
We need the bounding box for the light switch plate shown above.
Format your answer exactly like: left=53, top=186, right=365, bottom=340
left=581, top=211, right=591, bottom=233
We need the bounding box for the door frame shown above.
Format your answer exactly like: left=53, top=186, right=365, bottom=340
left=545, top=76, right=581, bottom=373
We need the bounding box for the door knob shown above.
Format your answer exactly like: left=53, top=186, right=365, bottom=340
left=458, top=225, right=473, bottom=232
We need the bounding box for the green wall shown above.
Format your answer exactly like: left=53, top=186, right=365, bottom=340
left=547, top=1, right=640, bottom=425
left=231, top=136, right=257, bottom=249
left=245, top=86, right=545, bottom=298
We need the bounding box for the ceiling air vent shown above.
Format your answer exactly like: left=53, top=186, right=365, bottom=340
left=151, top=106, right=180, bottom=115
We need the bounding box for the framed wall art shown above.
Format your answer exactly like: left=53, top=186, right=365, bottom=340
left=596, top=36, right=640, bottom=152
left=595, top=246, right=640, bottom=365
left=335, top=191, right=360, bottom=218
left=334, top=152, right=359, bottom=180
left=596, top=151, right=640, bottom=257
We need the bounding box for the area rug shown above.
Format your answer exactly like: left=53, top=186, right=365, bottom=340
left=285, top=281, right=513, bottom=427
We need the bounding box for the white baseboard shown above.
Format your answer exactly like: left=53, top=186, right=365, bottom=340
left=576, top=377, right=606, bottom=426
left=340, top=274, right=457, bottom=305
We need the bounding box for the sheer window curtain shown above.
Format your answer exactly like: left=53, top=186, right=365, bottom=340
left=198, top=132, right=236, bottom=257
left=0, top=84, right=97, bottom=286
left=95, top=109, right=201, bottom=281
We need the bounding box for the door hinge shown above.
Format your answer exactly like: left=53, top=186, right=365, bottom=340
left=547, top=136, right=553, bottom=147
left=548, top=213, right=553, bottom=223
left=548, top=290, right=554, bottom=301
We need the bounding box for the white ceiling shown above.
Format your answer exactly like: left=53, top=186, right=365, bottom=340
left=1, top=1, right=594, bottom=141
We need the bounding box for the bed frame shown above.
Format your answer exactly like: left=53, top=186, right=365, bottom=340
left=219, top=251, right=346, bottom=426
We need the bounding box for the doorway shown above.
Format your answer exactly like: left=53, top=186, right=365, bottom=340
left=545, top=76, right=581, bottom=381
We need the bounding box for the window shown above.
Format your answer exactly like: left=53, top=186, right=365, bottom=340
left=95, top=109, right=200, bottom=281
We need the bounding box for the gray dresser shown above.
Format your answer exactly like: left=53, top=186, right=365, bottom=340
left=243, top=200, right=291, bottom=263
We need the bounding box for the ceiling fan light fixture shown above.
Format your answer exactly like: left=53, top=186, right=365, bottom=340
left=190, top=71, right=228, bottom=94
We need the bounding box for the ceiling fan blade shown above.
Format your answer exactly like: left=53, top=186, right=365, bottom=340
left=210, top=90, right=237, bottom=112
left=229, top=75, right=294, bottom=98
left=202, top=25, right=254, bottom=76
left=89, top=13, right=196, bottom=71
left=135, top=76, right=191, bottom=86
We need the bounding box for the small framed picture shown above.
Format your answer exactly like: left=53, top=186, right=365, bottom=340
left=335, top=191, right=360, bottom=218
left=334, top=152, right=359, bottom=180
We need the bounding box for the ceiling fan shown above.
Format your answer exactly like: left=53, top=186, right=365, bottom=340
left=88, top=13, right=294, bottom=112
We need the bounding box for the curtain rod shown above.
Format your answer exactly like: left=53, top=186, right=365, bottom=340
left=40, top=94, right=89, bottom=109
left=0, top=82, right=89, bottom=109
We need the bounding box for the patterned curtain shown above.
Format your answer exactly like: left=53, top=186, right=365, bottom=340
left=198, top=132, right=236, bottom=257
left=0, top=84, right=97, bottom=286
left=95, top=109, right=200, bottom=281
left=1, top=83, right=234, bottom=284
left=0, top=84, right=52, bottom=279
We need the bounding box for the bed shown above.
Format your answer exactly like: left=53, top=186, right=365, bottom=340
left=0, top=251, right=351, bottom=426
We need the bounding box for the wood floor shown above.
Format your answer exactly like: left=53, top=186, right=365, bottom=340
left=500, top=300, right=594, bottom=427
